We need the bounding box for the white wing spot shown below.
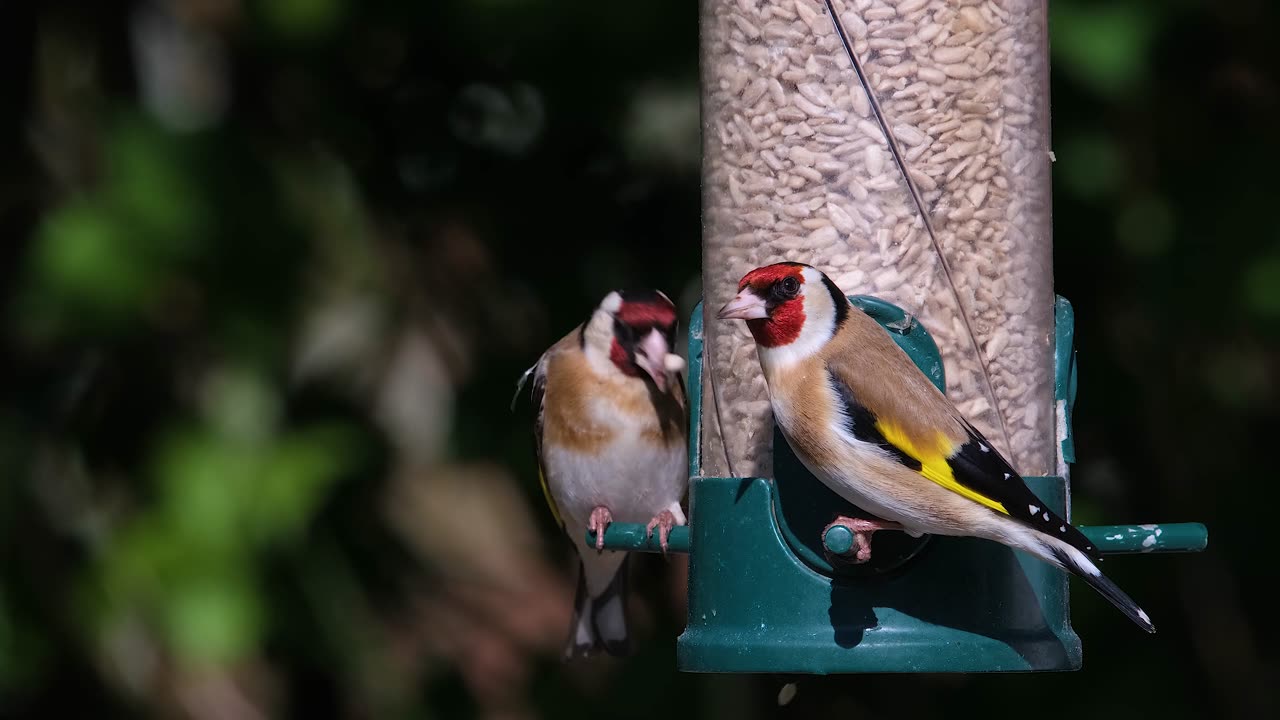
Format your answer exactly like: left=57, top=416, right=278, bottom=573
left=1042, top=512, right=1050, bottom=521
left=979, top=443, right=989, bottom=453
left=1004, top=473, right=1011, bottom=480
left=1028, top=504, right=1040, bottom=515
left=1059, top=525, right=1066, bottom=533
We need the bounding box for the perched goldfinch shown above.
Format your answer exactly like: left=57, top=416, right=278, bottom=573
left=717, top=262, right=1155, bottom=633
left=517, top=289, right=689, bottom=658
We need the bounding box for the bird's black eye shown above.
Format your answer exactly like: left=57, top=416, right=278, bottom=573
left=775, top=276, right=801, bottom=299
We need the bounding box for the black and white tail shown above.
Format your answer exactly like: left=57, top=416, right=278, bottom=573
left=564, top=557, right=631, bottom=659
left=1036, top=533, right=1156, bottom=633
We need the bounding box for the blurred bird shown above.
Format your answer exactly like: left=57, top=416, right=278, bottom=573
left=717, top=262, right=1155, bottom=633
left=515, top=289, right=689, bottom=658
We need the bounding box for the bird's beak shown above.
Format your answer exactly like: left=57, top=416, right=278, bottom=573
left=717, top=290, right=769, bottom=320
left=634, top=328, right=682, bottom=392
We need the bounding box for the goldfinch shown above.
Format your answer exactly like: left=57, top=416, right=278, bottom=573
left=516, top=289, right=689, bottom=658
left=717, top=262, right=1155, bottom=633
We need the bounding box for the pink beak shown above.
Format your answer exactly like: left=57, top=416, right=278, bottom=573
left=717, top=291, right=769, bottom=320
left=634, top=328, right=674, bottom=392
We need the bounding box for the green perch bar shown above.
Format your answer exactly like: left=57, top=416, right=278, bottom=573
left=587, top=521, right=1207, bottom=556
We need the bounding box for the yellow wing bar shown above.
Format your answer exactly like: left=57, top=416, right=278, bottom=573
left=538, top=466, right=565, bottom=528
left=874, top=421, right=1009, bottom=515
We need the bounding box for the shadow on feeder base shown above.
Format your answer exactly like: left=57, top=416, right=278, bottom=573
left=826, top=536, right=1076, bottom=670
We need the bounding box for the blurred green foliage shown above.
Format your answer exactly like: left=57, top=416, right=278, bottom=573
left=26, top=116, right=207, bottom=335
left=0, top=0, right=1275, bottom=718
left=1051, top=2, right=1157, bottom=96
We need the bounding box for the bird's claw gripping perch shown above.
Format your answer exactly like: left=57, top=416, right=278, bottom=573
left=823, top=516, right=904, bottom=564
left=588, top=506, right=613, bottom=551
left=645, top=509, right=680, bottom=555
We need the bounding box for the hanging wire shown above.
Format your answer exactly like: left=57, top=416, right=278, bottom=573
left=822, top=0, right=1015, bottom=457
left=705, top=312, right=739, bottom=479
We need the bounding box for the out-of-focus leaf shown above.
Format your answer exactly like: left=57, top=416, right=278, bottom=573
left=250, top=425, right=358, bottom=544
left=164, top=569, right=262, bottom=664
left=156, top=430, right=250, bottom=554
left=32, top=201, right=152, bottom=316
left=623, top=84, right=700, bottom=172
left=1243, top=250, right=1280, bottom=319
left=19, top=116, right=213, bottom=339
left=1051, top=3, right=1158, bottom=96
left=104, top=116, right=207, bottom=246
left=254, top=0, right=346, bottom=42
left=103, top=515, right=189, bottom=603
left=199, top=368, right=282, bottom=443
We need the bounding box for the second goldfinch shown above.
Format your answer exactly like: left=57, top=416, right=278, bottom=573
left=518, top=289, right=689, bottom=658
left=717, top=262, right=1155, bottom=633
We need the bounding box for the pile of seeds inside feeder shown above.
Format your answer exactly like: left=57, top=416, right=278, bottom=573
left=700, top=0, right=1055, bottom=480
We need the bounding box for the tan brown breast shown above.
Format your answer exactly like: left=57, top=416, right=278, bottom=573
left=541, top=329, right=686, bottom=455
left=766, top=354, right=848, bottom=472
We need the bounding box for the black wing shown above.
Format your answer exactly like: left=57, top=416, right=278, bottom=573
left=947, top=417, right=1101, bottom=562
left=514, top=355, right=564, bottom=529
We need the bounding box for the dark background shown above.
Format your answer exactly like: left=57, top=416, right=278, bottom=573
left=1, top=0, right=1275, bottom=718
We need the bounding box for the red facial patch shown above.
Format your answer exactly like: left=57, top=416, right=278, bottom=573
left=610, top=339, right=642, bottom=377
left=735, top=263, right=807, bottom=348
left=617, top=299, right=677, bottom=328
left=748, top=300, right=804, bottom=347
left=737, top=263, right=806, bottom=292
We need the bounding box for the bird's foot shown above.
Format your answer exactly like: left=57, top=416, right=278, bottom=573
left=645, top=510, right=679, bottom=555
left=823, top=516, right=904, bottom=564
left=588, top=506, right=613, bottom=551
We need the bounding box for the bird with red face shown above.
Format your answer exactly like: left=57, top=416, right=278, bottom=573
left=718, top=262, right=1155, bottom=633
left=517, top=289, right=689, bottom=658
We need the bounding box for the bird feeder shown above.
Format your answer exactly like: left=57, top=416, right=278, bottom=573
left=583, top=0, right=1207, bottom=673
left=589, top=296, right=1207, bottom=673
